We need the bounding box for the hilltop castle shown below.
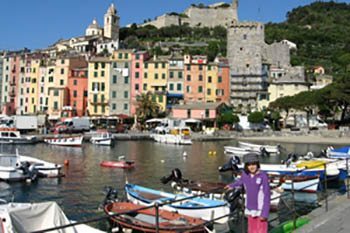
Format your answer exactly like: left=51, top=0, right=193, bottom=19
left=140, top=0, right=238, bottom=28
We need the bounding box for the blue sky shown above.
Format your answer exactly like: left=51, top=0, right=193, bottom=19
left=0, top=0, right=349, bottom=50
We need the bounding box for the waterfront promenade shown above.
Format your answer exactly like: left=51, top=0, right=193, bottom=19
left=296, top=193, right=350, bottom=233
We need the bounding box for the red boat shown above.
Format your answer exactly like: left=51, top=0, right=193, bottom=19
left=100, top=160, right=135, bottom=169
left=104, top=202, right=208, bottom=233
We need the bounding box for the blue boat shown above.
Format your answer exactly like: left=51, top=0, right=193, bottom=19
left=327, top=146, right=350, bottom=159
left=125, top=183, right=232, bottom=224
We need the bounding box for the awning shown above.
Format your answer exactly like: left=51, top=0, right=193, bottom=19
left=145, top=118, right=163, bottom=123
left=184, top=118, right=202, bottom=124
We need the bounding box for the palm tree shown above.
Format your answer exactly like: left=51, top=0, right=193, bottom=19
left=136, top=92, right=161, bottom=122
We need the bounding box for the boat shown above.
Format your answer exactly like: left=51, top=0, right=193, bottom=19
left=0, top=150, right=63, bottom=182
left=150, top=126, right=192, bottom=145
left=224, top=146, right=269, bottom=157
left=125, top=183, right=231, bottom=224
left=90, top=130, right=113, bottom=146
left=100, top=156, right=135, bottom=169
left=327, top=146, right=350, bottom=159
left=0, top=201, right=104, bottom=233
left=0, top=128, right=37, bottom=144
left=104, top=201, right=208, bottom=233
left=44, top=135, right=83, bottom=147
left=270, top=174, right=320, bottom=193
left=161, top=168, right=282, bottom=210
left=238, top=141, right=281, bottom=154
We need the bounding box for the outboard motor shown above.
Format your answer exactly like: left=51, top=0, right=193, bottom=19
left=260, top=147, right=270, bottom=157
left=19, top=162, right=38, bottom=182
left=224, top=188, right=242, bottom=211
left=100, top=186, right=118, bottom=210
left=160, top=168, right=183, bottom=184
left=218, top=156, right=241, bottom=172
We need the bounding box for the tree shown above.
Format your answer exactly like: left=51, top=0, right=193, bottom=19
left=136, top=93, right=161, bottom=122
left=216, top=110, right=239, bottom=128
left=248, top=112, right=264, bottom=124
left=269, top=96, right=294, bottom=127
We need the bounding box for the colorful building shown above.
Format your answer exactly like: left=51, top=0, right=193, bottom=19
left=66, top=67, right=88, bottom=117
left=184, top=55, right=207, bottom=103
left=167, top=54, right=184, bottom=109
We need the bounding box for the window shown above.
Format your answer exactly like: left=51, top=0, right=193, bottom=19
left=112, top=91, right=117, bottom=98
left=178, top=72, right=183, bottom=79
left=93, top=94, right=98, bottom=103
left=60, top=68, right=64, bottom=74
left=199, top=75, right=203, bottom=81
left=205, top=109, right=209, bottom=118
left=162, top=73, right=166, bottom=79
left=113, top=62, right=117, bottom=68
left=124, top=53, right=129, bottom=59
left=54, top=90, right=59, bottom=96
left=101, top=94, right=105, bottom=103
left=144, top=63, right=148, bottom=69
left=124, top=91, right=128, bottom=98
left=73, top=80, right=78, bottom=85
left=124, top=103, right=128, bottom=110
left=60, top=80, right=64, bottom=85
left=101, top=63, right=105, bottom=68
left=187, top=75, right=191, bottom=81
left=207, top=89, right=211, bottom=95
left=113, top=75, right=117, bottom=83
left=73, top=90, right=77, bottom=98
left=170, top=71, right=174, bottom=78
left=135, top=84, right=139, bottom=91
left=32, top=98, right=35, bottom=104
left=186, top=86, right=191, bottom=93
left=243, top=34, right=247, bottom=40
left=124, top=62, right=129, bottom=68
left=124, top=77, right=129, bottom=84
left=198, top=86, right=203, bottom=93
left=177, top=83, right=182, bottom=91
left=94, top=105, right=97, bottom=113
left=199, top=65, right=203, bottom=71
left=169, top=83, right=174, bottom=91
left=159, top=95, right=163, bottom=102
left=118, top=53, right=122, bottom=59
left=186, top=65, right=190, bottom=71
left=135, top=72, right=139, bottom=78
left=84, top=91, right=88, bottom=97
left=112, top=103, right=116, bottom=110
left=135, top=62, right=140, bottom=68
left=208, top=65, right=212, bottom=71
left=155, top=63, right=159, bottom=69
left=187, top=109, right=191, bottom=118
left=136, top=54, right=140, bottom=60
left=54, top=101, right=58, bottom=110
left=94, top=63, right=99, bottom=69
left=208, top=76, right=212, bottom=83
left=144, top=72, right=148, bottom=78
left=101, top=71, right=105, bottom=77
left=218, top=76, right=222, bottom=83
left=143, top=84, right=147, bottom=90
left=155, top=74, right=158, bottom=79
left=94, top=72, right=98, bottom=77
left=162, top=63, right=166, bottom=69
left=101, top=83, right=105, bottom=91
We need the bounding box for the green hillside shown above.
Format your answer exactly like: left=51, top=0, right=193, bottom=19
left=265, top=1, right=350, bottom=75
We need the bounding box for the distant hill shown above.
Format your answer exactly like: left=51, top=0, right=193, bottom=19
left=265, top=1, right=350, bottom=75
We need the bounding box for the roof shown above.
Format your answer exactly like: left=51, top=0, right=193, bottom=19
left=172, top=102, right=228, bottom=110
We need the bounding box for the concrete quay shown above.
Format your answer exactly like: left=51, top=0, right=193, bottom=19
left=296, top=193, right=350, bottom=233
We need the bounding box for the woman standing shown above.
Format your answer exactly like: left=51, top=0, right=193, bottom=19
left=226, top=153, right=270, bottom=233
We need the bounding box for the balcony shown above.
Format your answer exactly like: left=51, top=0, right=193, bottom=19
left=90, top=100, right=109, bottom=106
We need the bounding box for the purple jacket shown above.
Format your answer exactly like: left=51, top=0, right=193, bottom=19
left=228, top=171, right=270, bottom=218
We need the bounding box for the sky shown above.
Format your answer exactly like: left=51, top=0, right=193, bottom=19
left=0, top=0, right=349, bottom=50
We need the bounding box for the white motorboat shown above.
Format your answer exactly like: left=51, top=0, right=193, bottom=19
left=44, top=135, right=83, bottom=147
left=238, top=141, right=280, bottom=154
left=0, top=201, right=104, bottom=233
left=150, top=126, right=192, bottom=145
left=224, top=146, right=255, bottom=157
left=0, top=128, right=37, bottom=144
left=0, top=150, right=62, bottom=182
left=90, top=131, right=113, bottom=146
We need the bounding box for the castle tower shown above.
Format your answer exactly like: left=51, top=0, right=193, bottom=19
left=232, top=0, right=239, bottom=22
left=227, top=22, right=268, bottom=110
left=104, top=3, right=120, bottom=41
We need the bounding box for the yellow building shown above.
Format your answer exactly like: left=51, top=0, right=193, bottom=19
left=258, top=74, right=310, bottom=110
left=143, top=56, right=168, bottom=111
left=206, top=63, right=218, bottom=102
left=29, top=58, right=41, bottom=114
left=87, top=57, right=111, bottom=117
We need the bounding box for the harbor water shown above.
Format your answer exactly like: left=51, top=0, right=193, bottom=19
left=0, top=140, right=339, bottom=231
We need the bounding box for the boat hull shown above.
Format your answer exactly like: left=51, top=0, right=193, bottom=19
left=100, top=160, right=135, bottom=169
left=238, top=141, right=280, bottom=154
left=44, top=136, right=83, bottom=147
left=151, top=134, right=192, bottom=145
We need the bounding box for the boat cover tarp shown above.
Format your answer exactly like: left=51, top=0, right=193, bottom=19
left=330, top=146, right=350, bottom=158
left=8, top=201, right=77, bottom=233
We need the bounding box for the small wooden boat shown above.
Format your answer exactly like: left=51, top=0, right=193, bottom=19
left=104, top=202, right=208, bottom=233
left=238, top=141, right=281, bottom=154
left=270, top=174, right=320, bottom=193
left=125, top=183, right=231, bottom=224
left=44, top=135, right=83, bottom=147
left=100, top=160, right=135, bottom=169
left=90, top=130, right=113, bottom=146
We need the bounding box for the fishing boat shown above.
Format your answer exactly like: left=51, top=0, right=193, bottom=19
left=125, top=183, right=231, bottom=224
left=238, top=141, right=281, bottom=154
left=270, top=174, right=320, bottom=193
left=90, top=130, right=113, bottom=146
left=0, top=201, right=104, bottom=233
left=150, top=126, right=192, bottom=145
left=327, top=146, right=350, bottom=159
left=100, top=156, right=135, bottom=169
left=104, top=201, right=208, bottom=233
left=0, top=128, right=37, bottom=144
left=161, top=169, right=282, bottom=210
left=0, top=150, right=63, bottom=182
left=44, top=135, right=83, bottom=147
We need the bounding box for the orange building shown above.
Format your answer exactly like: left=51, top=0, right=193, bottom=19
left=215, top=57, right=230, bottom=103
left=66, top=67, right=88, bottom=117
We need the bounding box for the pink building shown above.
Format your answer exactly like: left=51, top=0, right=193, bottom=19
left=130, top=51, right=149, bottom=115
left=184, top=55, right=207, bottom=103
left=171, top=102, right=229, bottom=120
left=216, top=57, right=230, bottom=103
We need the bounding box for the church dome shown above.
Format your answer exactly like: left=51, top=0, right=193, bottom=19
left=88, top=19, right=100, bottom=29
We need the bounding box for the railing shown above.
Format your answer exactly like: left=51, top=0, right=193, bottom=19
left=30, top=158, right=350, bottom=233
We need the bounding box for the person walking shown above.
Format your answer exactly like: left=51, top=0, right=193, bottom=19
left=226, top=153, right=270, bottom=233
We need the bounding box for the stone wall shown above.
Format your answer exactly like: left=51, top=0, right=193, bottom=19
left=263, top=42, right=290, bottom=68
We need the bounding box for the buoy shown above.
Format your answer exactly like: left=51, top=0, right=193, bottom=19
left=208, top=151, right=213, bottom=155
left=160, top=160, right=165, bottom=163
left=64, top=160, right=69, bottom=166
left=183, top=151, right=187, bottom=157
left=213, top=151, right=217, bottom=155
